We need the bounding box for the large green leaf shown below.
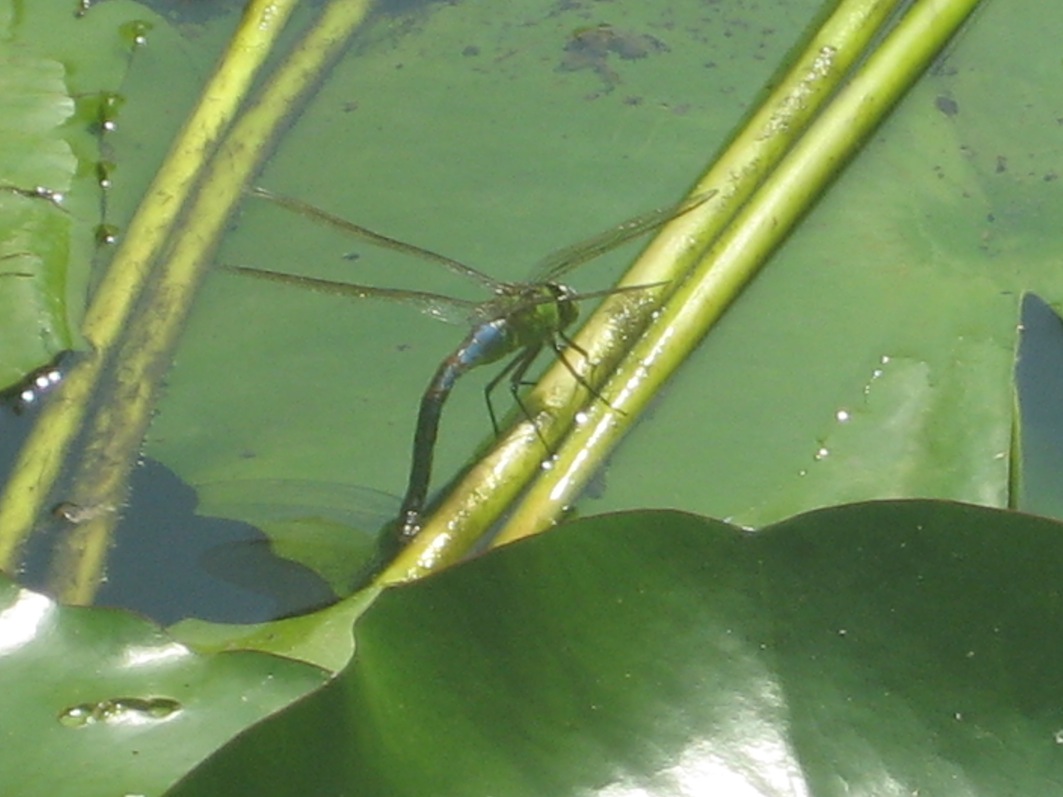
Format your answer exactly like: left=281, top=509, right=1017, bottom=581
left=0, top=575, right=328, bottom=795
left=171, top=501, right=1063, bottom=795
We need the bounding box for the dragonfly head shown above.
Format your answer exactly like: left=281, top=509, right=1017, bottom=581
left=549, top=283, right=580, bottom=330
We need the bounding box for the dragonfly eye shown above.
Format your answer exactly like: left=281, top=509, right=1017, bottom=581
left=548, top=283, right=576, bottom=301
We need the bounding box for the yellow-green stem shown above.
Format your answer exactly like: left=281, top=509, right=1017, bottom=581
left=374, top=0, right=910, bottom=584
left=46, top=0, right=377, bottom=603
left=0, top=0, right=301, bottom=570
left=495, top=0, right=985, bottom=545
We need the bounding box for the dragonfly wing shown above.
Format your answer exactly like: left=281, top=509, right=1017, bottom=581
left=249, top=188, right=506, bottom=293
left=528, top=189, right=717, bottom=284
left=226, top=266, right=480, bottom=326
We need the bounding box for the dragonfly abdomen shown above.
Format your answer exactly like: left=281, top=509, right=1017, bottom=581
left=397, top=316, right=518, bottom=539
left=397, top=290, right=582, bottom=540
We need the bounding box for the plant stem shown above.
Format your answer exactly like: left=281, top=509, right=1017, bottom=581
left=495, top=0, right=985, bottom=545
left=50, top=0, right=378, bottom=605
left=0, top=0, right=300, bottom=570
left=373, top=0, right=979, bottom=582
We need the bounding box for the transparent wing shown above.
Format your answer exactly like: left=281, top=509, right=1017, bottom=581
left=529, top=189, right=717, bottom=284
left=249, top=187, right=506, bottom=293
left=226, top=265, right=481, bottom=326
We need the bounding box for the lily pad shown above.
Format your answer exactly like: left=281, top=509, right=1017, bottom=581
left=0, top=54, right=78, bottom=383
left=0, top=576, right=328, bottom=796
left=171, top=500, right=1063, bottom=795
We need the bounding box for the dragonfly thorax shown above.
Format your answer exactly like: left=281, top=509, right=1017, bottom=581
left=551, top=283, right=580, bottom=331
left=498, top=282, right=579, bottom=353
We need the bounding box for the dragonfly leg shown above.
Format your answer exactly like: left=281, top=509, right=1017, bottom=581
left=482, top=333, right=630, bottom=457
left=552, top=332, right=626, bottom=417
left=483, top=345, right=543, bottom=437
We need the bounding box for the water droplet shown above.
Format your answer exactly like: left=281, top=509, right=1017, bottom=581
left=1053, top=729, right=1063, bottom=745
left=58, top=697, right=181, bottom=728
left=119, top=20, right=153, bottom=49
left=835, top=409, right=850, bottom=422
left=95, top=92, right=125, bottom=133
left=95, top=224, right=120, bottom=246
left=52, top=501, right=116, bottom=524
left=57, top=705, right=94, bottom=728
left=814, top=446, right=829, bottom=461
left=3, top=352, right=74, bottom=413
left=96, top=160, right=116, bottom=190
left=33, top=369, right=61, bottom=391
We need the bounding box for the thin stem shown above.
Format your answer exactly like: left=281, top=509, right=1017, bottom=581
left=372, top=0, right=946, bottom=583
left=495, top=0, right=986, bottom=545
left=0, top=0, right=301, bottom=570
left=47, top=0, right=378, bottom=603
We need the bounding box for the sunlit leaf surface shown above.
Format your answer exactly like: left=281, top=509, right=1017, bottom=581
left=0, top=54, right=78, bottom=382
left=173, top=502, right=1063, bottom=796
left=0, top=575, right=327, bottom=796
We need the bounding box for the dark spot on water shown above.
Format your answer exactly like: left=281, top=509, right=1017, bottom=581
left=558, top=23, right=670, bottom=95
left=23, top=458, right=339, bottom=625
left=118, top=459, right=336, bottom=623
left=935, top=95, right=959, bottom=117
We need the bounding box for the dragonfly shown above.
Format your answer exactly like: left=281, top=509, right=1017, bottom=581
left=230, top=187, right=714, bottom=544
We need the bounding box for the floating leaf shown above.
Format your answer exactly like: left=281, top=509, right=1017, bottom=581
left=174, top=502, right=1063, bottom=796
left=0, top=576, right=327, bottom=795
